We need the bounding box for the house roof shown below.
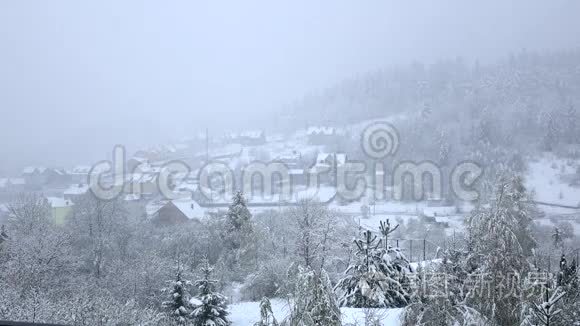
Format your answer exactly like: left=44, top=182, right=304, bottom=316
left=124, top=194, right=141, bottom=201
left=148, top=199, right=207, bottom=221
left=239, top=130, right=265, bottom=139
left=64, top=184, right=89, bottom=195
left=22, top=166, right=47, bottom=175
left=316, top=153, right=332, bottom=163
left=171, top=199, right=206, bottom=220
left=46, top=197, right=74, bottom=208
left=9, top=178, right=25, bottom=185
left=71, top=165, right=92, bottom=174
left=315, top=153, right=346, bottom=165
left=336, top=153, right=347, bottom=165
left=307, top=126, right=335, bottom=135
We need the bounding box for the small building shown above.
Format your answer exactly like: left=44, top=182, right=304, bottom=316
left=127, top=156, right=149, bottom=173
left=222, top=130, right=266, bottom=146
left=307, top=126, right=337, bottom=145
left=63, top=184, right=90, bottom=201
left=69, top=166, right=92, bottom=184
left=46, top=168, right=71, bottom=187
left=238, top=130, right=266, bottom=146
left=21, top=166, right=48, bottom=188
left=124, top=173, right=158, bottom=198
left=46, top=197, right=74, bottom=225
left=149, top=199, right=207, bottom=226
left=0, top=178, right=26, bottom=194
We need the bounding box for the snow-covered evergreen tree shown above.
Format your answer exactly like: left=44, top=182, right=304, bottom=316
left=543, top=113, right=558, bottom=151
left=403, top=235, right=488, bottom=326
left=225, top=191, right=252, bottom=240
left=465, top=175, right=536, bottom=325
left=162, top=271, right=192, bottom=325
left=523, top=287, right=566, bottom=326
left=285, top=266, right=341, bottom=326
left=335, top=225, right=409, bottom=308
left=254, top=297, right=278, bottom=326
left=191, top=259, right=230, bottom=326
left=221, top=191, right=256, bottom=278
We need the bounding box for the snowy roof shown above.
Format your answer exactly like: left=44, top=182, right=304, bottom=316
left=171, top=199, right=207, bottom=220
left=46, top=197, right=74, bottom=208
left=124, top=194, right=141, bottom=201
left=53, top=168, right=66, bottom=176
left=129, top=156, right=149, bottom=163
left=336, top=153, right=347, bottom=165
left=71, top=165, right=92, bottom=174
left=64, top=184, right=89, bottom=195
left=148, top=199, right=207, bottom=220
left=315, top=153, right=346, bottom=165
left=146, top=200, right=166, bottom=216
left=239, top=130, right=265, bottom=139
left=22, top=166, right=36, bottom=174
left=127, top=173, right=158, bottom=184
left=0, top=178, right=25, bottom=187
left=9, top=178, right=25, bottom=185
left=197, top=144, right=243, bottom=159
left=307, top=126, right=335, bottom=135
left=423, top=206, right=456, bottom=218
left=316, top=153, right=332, bottom=163
left=22, top=166, right=47, bottom=175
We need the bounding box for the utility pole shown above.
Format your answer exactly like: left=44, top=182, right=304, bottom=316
left=205, top=128, right=209, bottom=163
left=423, top=239, right=426, bottom=262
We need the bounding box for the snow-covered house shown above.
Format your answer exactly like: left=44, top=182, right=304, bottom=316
left=21, top=166, right=49, bottom=187
left=149, top=199, right=207, bottom=226
left=23, top=166, right=69, bottom=187
left=0, top=178, right=26, bottom=194
left=272, top=151, right=302, bottom=169
left=222, top=130, right=266, bottom=146
left=238, top=130, right=266, bottom=146
left=69, top=165, right=92, bottom=184
left=196, top=144, right=243, bottom=162
left=46, top=197, right=74, bottom=225
left=124, top=173, right=159, bottom=198
left=63, top=184, right=89, bottom=201
left=127, top=156, right=149, bottom=173
left=307, top=126, right=337, bottom=145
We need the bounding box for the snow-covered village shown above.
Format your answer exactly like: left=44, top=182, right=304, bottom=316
left=1, top=2, right=580, bottom=325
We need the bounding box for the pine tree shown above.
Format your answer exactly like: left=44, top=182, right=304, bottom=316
left=286, top=266, right=341, bottom=326
left=221, top=191, right=255, bottom=276
left=254, top=297, right=278, bottom=326
left=552, top=228, right=563, bottom=249
left=310, top=270, right=342, bottom=326
left=335, top=226, right=409, bottom=308
left=225, top=191, right=252, bottom=239
left=191, top=259, right=230, bottom=326
left=403, top=233, right=489, bottom=326
left=525, top=287, right=566, bottom=326
left=557, top=255, right=578, bottom=291
left=465, top=175, right=536, bottom=325
left=162, top=271, right=192, bottom=325
left=543, top=113, right=558, bottom=151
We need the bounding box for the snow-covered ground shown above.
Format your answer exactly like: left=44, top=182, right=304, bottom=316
left=229, top=299, right=404, bottom=326
left=526, top=154, right=580, bottom=207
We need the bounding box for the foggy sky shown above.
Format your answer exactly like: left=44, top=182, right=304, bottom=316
left=1, top=0, right=580, bottom=172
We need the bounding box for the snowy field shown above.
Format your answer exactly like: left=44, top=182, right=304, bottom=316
left=229, top=300, right=404, bottom=326
left=526, top=154, right=580, bottom=207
